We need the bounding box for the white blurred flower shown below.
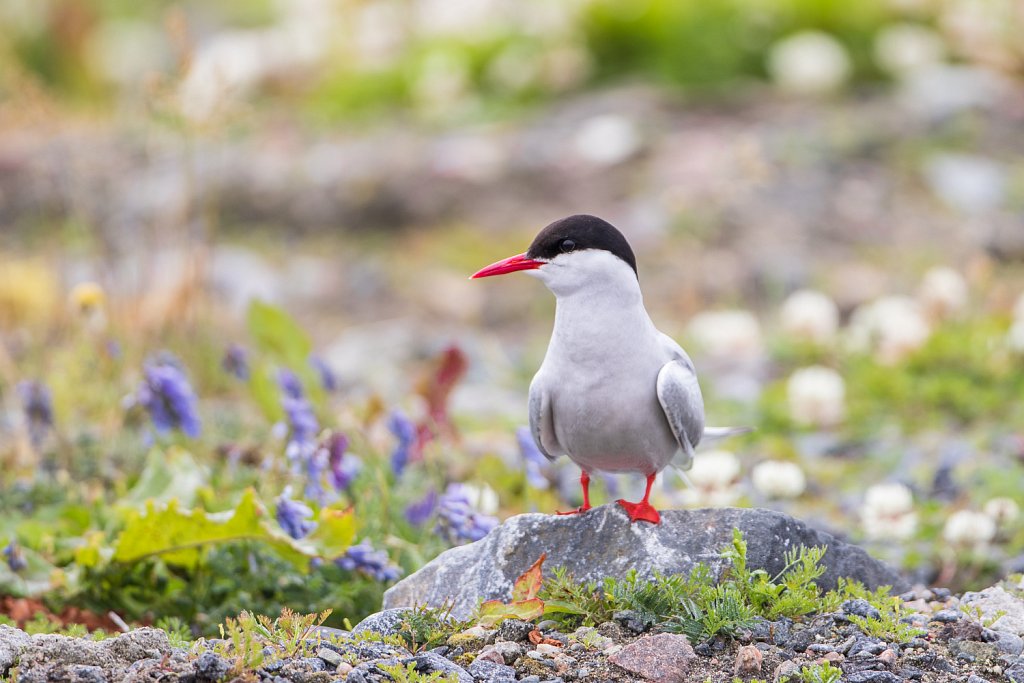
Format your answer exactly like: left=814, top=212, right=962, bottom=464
left=943, top=509, right=997, bottom=547
left=1009, top=320, right=1024, bottom=354
left=984, top=497, right=1020, bottom=526
left=874, top=23, right=945, bottom=76
left=780, top=290, right=839, bottom=345
left=688, top=310, right=764, bottom=362
left=924, top=153, right=1007, bottom=215
left=787, top=366, right=845, bottom=428
left=918, top=266, right=968, bottom=321
left=751, top=460, right=806, bottom=500
left=862, top=483, right=918, bottom=541
left=679, top=450, right=741, bottom=507
left=847, top=296, right=931, bottom=364
left=573, top=114, right=641, bottom=166
left=767, top=31, right=852, bottom=95
left=461, top=483, right=500, bottom=516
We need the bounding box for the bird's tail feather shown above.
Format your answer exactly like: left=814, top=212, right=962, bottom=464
left=702, top=425, right=753, bottom=443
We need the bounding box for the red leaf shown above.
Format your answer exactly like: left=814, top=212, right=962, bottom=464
left=511, top=553, right=546, bottom=602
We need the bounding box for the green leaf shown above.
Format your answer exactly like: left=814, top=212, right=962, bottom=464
left=476, top=598, right=545, bottom=627
left=121, top=447, right=208, bottom=509
left=112, top=489, right=354, bottom=570
left=246, top=300, right=312, bottom=366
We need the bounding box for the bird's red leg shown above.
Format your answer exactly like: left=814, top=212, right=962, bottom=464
left=557, top=471, right=592, bottom=515
left=616, top=473, right=660, bottom=524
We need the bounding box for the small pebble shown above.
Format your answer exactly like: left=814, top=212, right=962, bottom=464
left=843, top=599, right=882, bottom=620
left=316, top=647, right=343, bottom=668
left=878, top=648, right=897, bottom=668
left=536, top=644, right=561, bottom=656
left=734, top=644, right=762, bottom=676
left=931, top=610, right=960, bottom=623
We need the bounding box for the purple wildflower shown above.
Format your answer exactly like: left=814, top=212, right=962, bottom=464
left=275, top=489, right=317, bottom=540
left=278, top=369, right=304, bottom=400
left=325, top=433, right=362, bottom=491
left=404, top=489, right=438, bottom=527
left=136, top=355, right=201, bottom=438
left=436, top=484, right=499, bottom=544
left=310, top=356, right=338, bottom=392
left=223, top=344, right=250, bottom=380
left=388, top=410, right=417, bottom=476
left=17, top=381, right=53, bottom=447
left=516, top=426, right=550, bottom=490
left=3, top=540, right=27, bottom=573
left=335, top=540, right=401, bottom=582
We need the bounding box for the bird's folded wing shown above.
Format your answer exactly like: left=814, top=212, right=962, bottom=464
left=656, top=359, right=706, bottom=471
left=528, top=376, right=564, bottom=461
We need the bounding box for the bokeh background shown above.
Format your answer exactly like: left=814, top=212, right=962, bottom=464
left=1, top=0, right=1023, bottom=633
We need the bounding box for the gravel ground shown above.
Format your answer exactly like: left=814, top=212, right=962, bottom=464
left=3, top=584, right=1023, bottom=682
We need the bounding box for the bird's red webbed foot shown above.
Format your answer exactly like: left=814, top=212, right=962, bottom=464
left=616, top=473, right=661, bottom=524
left=556, top=472, right=592, bottom=516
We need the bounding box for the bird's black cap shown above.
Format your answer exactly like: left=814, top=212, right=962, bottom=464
left=526, top=214, right=638, bottom=276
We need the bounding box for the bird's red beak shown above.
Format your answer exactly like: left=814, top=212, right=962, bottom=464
left=470, top=253, right=543, bottom=279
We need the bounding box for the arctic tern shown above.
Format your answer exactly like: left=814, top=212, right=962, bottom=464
left=472, top=214, right=747, bottom=524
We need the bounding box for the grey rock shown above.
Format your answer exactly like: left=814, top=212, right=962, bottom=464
left=613, top=609, right=653, bottom=634
left=317, top=647, right=345, bottom=668
left=844, top=599, right=882, bottom=620
left=195, top=651, right=231, bottom=681
left=495, top=620, right=534, bottom=643
left=408, top=652, right=472, bottom=683
left=468, top=658, right=517, bottom=682
left=352, top=609, right=413, bottom=638
left=963, top=587, right=1024, bottom=636
left=845, top=672, right=902, bottom=683
left=1006, top=657, right=1024, bottom=683
left=931, top=610, right=960, bottom=623
left=18, top=663, right=109, bottom=683
left=384, top=506, right=907, bottom=617
left=491, top=641, right=524, bottom=664
left=967, top=675, right=990, bottom=683
left=102, top=628, right=172, bottom=662
left=992, top=632, right=1024, bottom=657
left=0, top=625, right=30, bottom=673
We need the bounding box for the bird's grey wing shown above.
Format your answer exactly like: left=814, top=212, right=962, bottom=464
left=656, top=359, right=706, bottom=471
left=528, top=375, right=564, bottom=462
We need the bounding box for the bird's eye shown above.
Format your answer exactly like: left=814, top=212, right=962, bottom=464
left=560, top=239, right=576, bottom=253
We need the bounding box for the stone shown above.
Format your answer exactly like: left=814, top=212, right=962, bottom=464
left=194, top=652, right=231, bottom=681
left=607, top=633, right=696, bottom=683
left=351, top=608, right=413, bottom=638
left=18, top=663, right=109, bottom=683
left=962, top=587, right=1024, bottom=636
left=316, top=647, right=344, bottom=668
left=384, top=506, right=908, bottom=617
left=408, top=652, right=472, bottom=683
left=734, top=644, right=763, bottom=675
left=1006, top=657, right=1024, bottom=683
left=496, top=620, right=534, bottom=643
left=0, top=625, right=30, bottom=674
left=843, top=599, right=882, bottom=620
left=992, top=632, right=1024, bottom=657
left=844, top=672, right=901, bottom=683
left=931, top=610, right=960, bottom=623
left=468, top=658, right=517, bottom=682
left=491, top=641, right=524, bottom=664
